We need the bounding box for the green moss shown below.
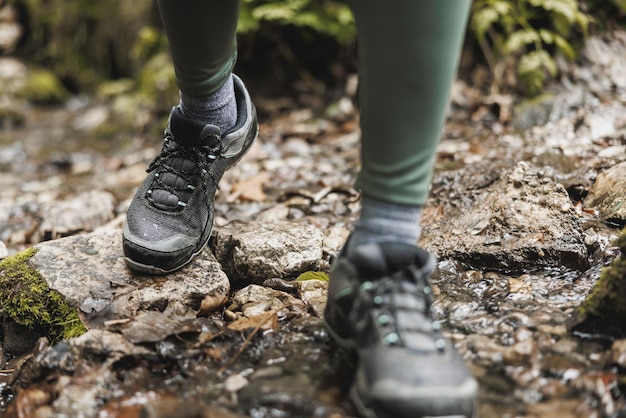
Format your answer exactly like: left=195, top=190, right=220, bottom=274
left=0, top=248, right=87, bottom=342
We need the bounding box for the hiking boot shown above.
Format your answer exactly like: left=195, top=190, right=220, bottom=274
left=123, top=75, right=258, bottom=274
left=325, top=242, right=478, bottom=418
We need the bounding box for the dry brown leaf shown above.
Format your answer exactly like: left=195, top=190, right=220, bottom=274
left=196, top=294, right=229, bottom=318
left=14, top=388, right=50, bottom=418
left=230, top=172, right=270, bottom=202
left=227, top=310, right=277, bottom=332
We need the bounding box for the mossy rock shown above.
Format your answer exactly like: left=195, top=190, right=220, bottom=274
left=18, top=68, right=69, bottom=104
left=571, top=229, right=626, bottom=338
left=0, top=248, right=86, bottom=343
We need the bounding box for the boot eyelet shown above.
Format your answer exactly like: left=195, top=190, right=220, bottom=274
left=383, top=333, right=400, bottom=346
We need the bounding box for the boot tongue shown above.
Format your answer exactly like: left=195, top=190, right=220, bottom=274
left=168, top=106, right=221, bottom=148
left=350, top=242, right=432, bottom=279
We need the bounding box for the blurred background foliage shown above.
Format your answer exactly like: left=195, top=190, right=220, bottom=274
left=4, top=0, right=626, bottom=111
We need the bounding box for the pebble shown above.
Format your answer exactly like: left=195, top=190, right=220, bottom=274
left=611, top=339, right=626, bottom=368
left=0, top=240, right=7, bottom=259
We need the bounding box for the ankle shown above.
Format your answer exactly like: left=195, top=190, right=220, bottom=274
left=346, top=195, right=422, bottom=255
left=179, top=75, right=237, bottom=133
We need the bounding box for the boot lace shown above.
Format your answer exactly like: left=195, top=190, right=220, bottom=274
left=357, top=265, right=447, bottom=352
left=145, top=134, right=221, bottom=210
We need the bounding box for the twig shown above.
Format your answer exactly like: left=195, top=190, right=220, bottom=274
left=217, top=311, right=276, bottom=376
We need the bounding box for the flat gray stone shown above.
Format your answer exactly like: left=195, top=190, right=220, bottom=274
left=211, top=221, right=324, bottom=284
left=29, top=227, right=230, bottom=328
left=36, top=190, right=116, bottom=242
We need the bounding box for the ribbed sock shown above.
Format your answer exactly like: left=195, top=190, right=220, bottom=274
left=346, top=195, right=422, bottom=255
left=179, top=75, right=237, bottom=134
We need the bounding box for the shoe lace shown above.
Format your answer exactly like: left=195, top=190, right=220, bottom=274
left=358, top=265, right=447, bottom=353
left=145, top=134, right=221, bottom=210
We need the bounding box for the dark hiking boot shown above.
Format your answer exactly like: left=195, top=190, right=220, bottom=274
left=122, top=75, right=258, bottom=274
left=324, top=241, right=478, bottom=418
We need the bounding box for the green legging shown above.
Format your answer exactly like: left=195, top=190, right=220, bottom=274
left=156, top=0, right=471, bottom=206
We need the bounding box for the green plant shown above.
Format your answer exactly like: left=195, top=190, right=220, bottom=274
left=471, top=0, right=592, bottom=95
left=238, top=0, right=355, bottom=43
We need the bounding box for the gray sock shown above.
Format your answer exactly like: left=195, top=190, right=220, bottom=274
left=179, top=75, right=237, bottom=133
left=346, top=195, right=422, bottom=254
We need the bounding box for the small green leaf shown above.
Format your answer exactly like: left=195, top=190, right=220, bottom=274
left=296, top=271, right=330, bottom=282
left=504, top=29, right=540, bottom=53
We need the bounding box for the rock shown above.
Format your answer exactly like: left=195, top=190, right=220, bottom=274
left=322, top=225, right=349, bottom=258
left=0, top=240, right=7, bottom=259
left=14, top=329, right=152, bottom=418
left=585, top=161, right=626, bottom=225
left=611, top=339, right=626, bottom=368
left=0, top=3, right=21, bottom=53
left=28, top=227, right=230, bottom=328
left=36, top=190, right=116, bottom=242
left=422, top=162, right=589, bottom=272
left=578, top=31, right=626, bottom=99
left=2, top=322, right=44, bottom=356
left=511, top=93, right=556, bottom=131
left=141, top=399, right=247, bottom=418
left=0, top=57, right=26, bottom=94
left=211, top=221, right=324, bottom=284
left=570, top=230, right=626, bottom=338
left=113, top=309, right=205, bottom=344
left=230, top=284, right=307, bottom=321
left=72, top=105, right=110, bottom=132
left=503, top=338, right=537, bottom=367
left=0, top=57, right=27, bottom=128
left=293, top=279, right=328, bottom=318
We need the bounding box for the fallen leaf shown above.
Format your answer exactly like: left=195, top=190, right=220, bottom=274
left=227, top=310, right=277, bottom=332
left=230, top=172, right=270, bottom=202
left=196, top=294, right=229, bottom=318
left=14, top=388, right=50, bottom=418
left=296, top=271, right=329, bottom=282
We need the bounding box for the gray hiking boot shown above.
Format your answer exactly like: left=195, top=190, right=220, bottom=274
left=324, top=241, right=478, bottom=418
left=123, top=75, right=258, bottom=274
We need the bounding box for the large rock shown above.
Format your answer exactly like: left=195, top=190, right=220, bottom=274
left=585, top=161, right=626, bottom=225
left=211, top=221, right=324, bottom=284
left=36, top=190, right=116, bottom=242
left=28, top=227, right=230, bottom=328
left=422, top=162, right=589, bottom=272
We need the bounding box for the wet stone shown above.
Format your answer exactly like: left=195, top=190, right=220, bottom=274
left=586, top=161, right=626, bottom=225
left=423, top=161, right=589, bottom=272
left=611, top=339, right=626, bottom=368
left=141, top=399, right=248, bottom=418
left=502, top=338, right=537, bottom=367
